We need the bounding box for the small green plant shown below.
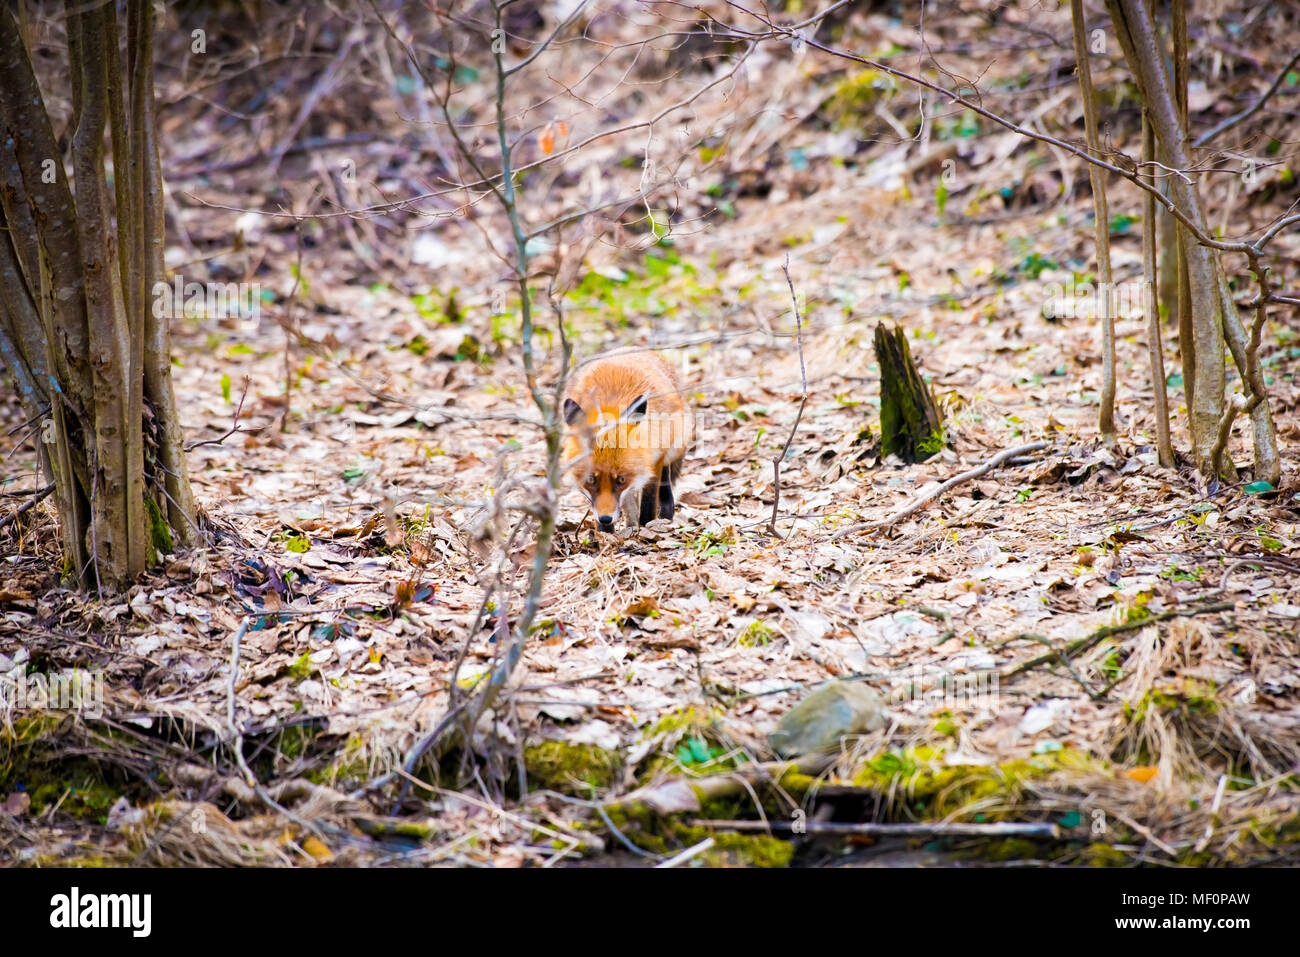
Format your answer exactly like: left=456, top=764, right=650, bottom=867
left=1122, top=589, right=1154, bottom=623
left=675, top=736, right=724, bottom=768
left=1161, top=563, right=1202, bottom=582
left=683, top=527, right=735, bottom=557
left=738, top=620, right=778, bottom=647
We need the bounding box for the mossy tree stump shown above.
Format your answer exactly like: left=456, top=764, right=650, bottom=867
left=874, top=322, right=945, bottom=462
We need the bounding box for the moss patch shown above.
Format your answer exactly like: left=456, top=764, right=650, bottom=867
left=820, top=69, right=896, bottom=127
left=675, top=825, right=794, bottom=867
left=851, top=745, right=1096, bottom=819
left=144, top=493, right=173, bottom=558
left=525, top=741, right=622, bottom=796
left=2, top=716, right=127, bottom=822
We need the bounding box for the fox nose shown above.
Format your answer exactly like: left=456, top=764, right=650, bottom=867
left=596, top=515, right=615, bottom=532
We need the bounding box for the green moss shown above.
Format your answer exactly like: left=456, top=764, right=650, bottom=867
left=774, top=770, right=820, bottom=797
left=1082, top=842, right=1132, bottom=867
left=306, top=760, right=367, bottom=787
left=525, top=741, right=622, bottom=796
left=598, top=801, right=793, bottom=866
left=1, top=714, right=63, bottom=793
left=642, top=708, right=719, bottom=740
left=144, top=493, right=173, bottom=559
left=821, top=69, right=896, bottom=127
left=28, top=775, right=120, bottom=819
left=565, top=254, right=716, bottom=332
left=915, top=429, right=947, bottom=457
left=30, top=852, right=117, bottom=867
left=875, top=323, right=946, bottom=463
left=1119, top=683, right=1240, bottom=769
left=933, top=716, right=959, bottom=739
left=601, top=802, right=674, bottom=856
left=850, top=745, right=1096, bottom=819
left=353, top=817, right=440, bottom=841
left=675, top=826, right=794, bottom=867
left=695, top=794, right=747, bottom=822
left=976, top=838, right=1044, bottom=862
left=3, top=713, right=65, bottom=747
left=274, top=725, right=313, bottom=760
left=1, top=716, right=137, bottom=823
left=1126, top=682, right=1220, bottom=722
left=281, top=652, right=313, bottom=682
left=638, top=705, right=735, bottom=779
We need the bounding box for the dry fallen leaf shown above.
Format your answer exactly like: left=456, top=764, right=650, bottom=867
left=301, top=835, right=334, bottom=863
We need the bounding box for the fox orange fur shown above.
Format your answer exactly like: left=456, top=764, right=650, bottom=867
left=561, top=351, right=692, bottom=531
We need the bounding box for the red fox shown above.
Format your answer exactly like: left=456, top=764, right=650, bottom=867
left=561, top=351, right=692, bottom=532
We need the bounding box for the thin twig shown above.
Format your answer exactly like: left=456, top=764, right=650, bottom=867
left=690, top=819, right=1060, bottom=838
left=999, top=601, right=1233, bottom=680
left=0, top=483, right=54, bottom=532
left=185, top=376, right=255, bottom=450
left=768, top=255, right=808, bottom=538
left=1193, top=49, right=1300, bottom=148
left=654, top=838, right=715, bottom=868
left=831, top=441, right=1050, bottom=540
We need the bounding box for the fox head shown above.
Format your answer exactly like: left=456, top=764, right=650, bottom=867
left=562, top=393, right=655, bottom=531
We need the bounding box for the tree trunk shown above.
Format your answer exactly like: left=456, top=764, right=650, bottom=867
left=1106, top=0, right=1270, bottom=478
left=1142, top=109, right=1175, bottom=468
left=1071, top=0, right=1117, bottom=445
left=0, top=2, right=196, bottom=589
left=874, top=323, right=945, bottom=463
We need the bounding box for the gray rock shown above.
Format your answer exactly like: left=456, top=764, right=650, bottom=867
left=768, top=681, right=886, bottom=758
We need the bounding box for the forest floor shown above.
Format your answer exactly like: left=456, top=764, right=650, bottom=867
left=2, top=2, right=1299, bottom=866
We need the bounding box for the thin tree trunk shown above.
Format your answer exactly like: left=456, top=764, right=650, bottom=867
left=1157, top=188, right=1178, bottom=327
left=1107, top=0, right=1225, bottom=475
left=1216, top=271, right=1280, bottom=484
left=1142, top=109, right=1174, bottom=467
left=0, top=12, right=95, bottom=435
left=0, top=9, right=96, bottom=579
left=106, top=0, right=142, bottom=490
left=1171, top=0, right=1195, bottom=429
left=1071, top=0, right=1117, bottom=445
left=132, top=0, right=197, bottom=542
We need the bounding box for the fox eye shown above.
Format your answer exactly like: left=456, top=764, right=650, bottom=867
left=585, top=475, right=597, bottom=487
left=614, top=475, right=626, bottom=486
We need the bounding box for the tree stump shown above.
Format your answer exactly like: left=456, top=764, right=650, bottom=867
left=874, top=322, right=945, bottom=462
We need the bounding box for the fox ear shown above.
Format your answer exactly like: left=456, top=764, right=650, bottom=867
left=626, top=394, right=649, bottom=422
left=563, top=397, right=584, bottom=425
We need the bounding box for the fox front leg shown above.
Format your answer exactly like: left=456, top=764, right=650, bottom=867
left=636, top=474, right=659, bottom=526
left=656, top=463, right=675, bottom=520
